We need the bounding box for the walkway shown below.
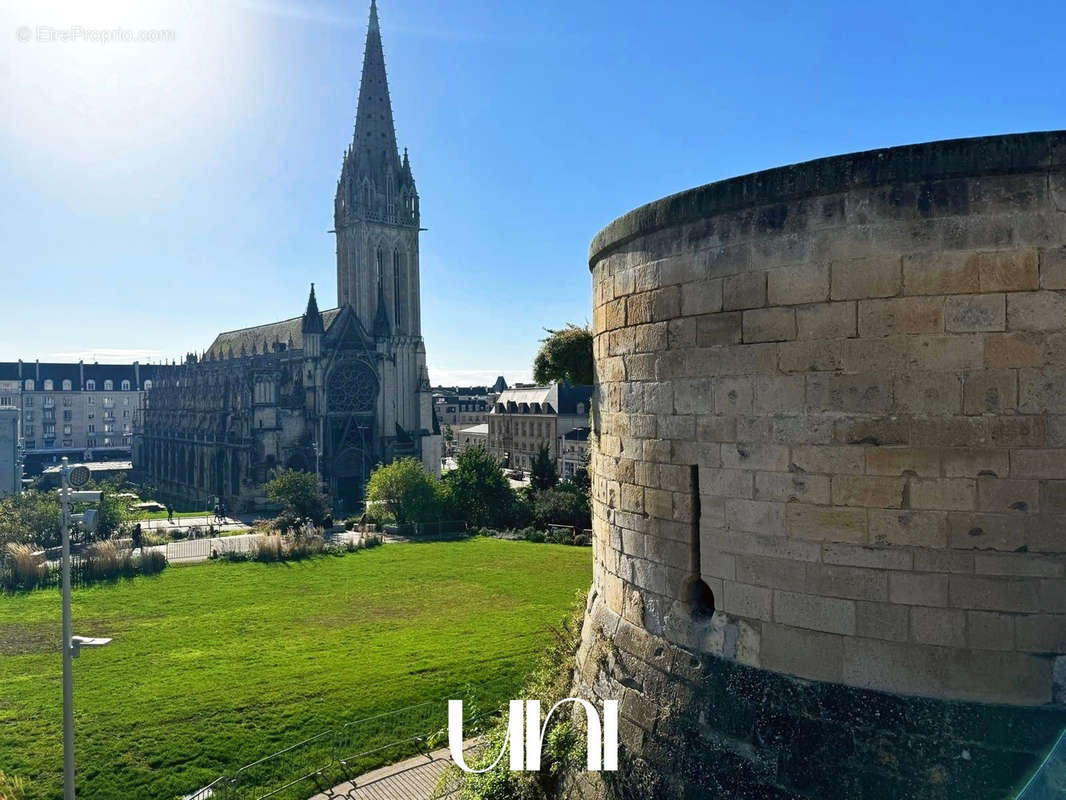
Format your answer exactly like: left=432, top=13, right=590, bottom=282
left=308, top=743, right=470, bottom=800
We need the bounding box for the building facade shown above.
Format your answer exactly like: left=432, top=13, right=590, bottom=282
left=0, top=360, right=159, bottom=474
left=0, top=406, right=20, bottom=496
left=487, top=383, right=591, bottom=473
left=137, top=0, right=440, bottom=514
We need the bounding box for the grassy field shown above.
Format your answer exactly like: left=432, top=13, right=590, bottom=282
left=0, top=538, right=591, bottom=800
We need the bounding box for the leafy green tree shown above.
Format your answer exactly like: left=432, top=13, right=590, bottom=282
left=0, top=491, right=61, bottom=550
left=530, top=445, right=559, bottom=491
left=533, top=324, right=593, bottom=386
left=263, top=469, right=327, bottom=525
left=533, top=483, right=591, bottom=530
left=365, top=458, right=442, bottom=524
left=82, top=476, right=128, bottom=541
left=443, top=446, right=519, bottom=529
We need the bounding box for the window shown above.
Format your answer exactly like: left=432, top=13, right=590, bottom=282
left=62, top=439, right=72, bottom=447
left=0, top=396, right=10, bottom=406
left=103, top=380, right=113, bottom=391
left=44, top=397, right=54, bottom=408
left=86, top=380, right=96, bottom=391
left=24, top=380, right=33, bottom=391
left=24, top=410, right=33, bottom=422
left=103, top=397, right=113, bottom=408
left=104, top=423, right=114, bottom=433
left=63, top=425, right=72, bottom=435
left=103, top=437, right=113, bottom=446
left=143, top=380, right=152, bottom=391
left=62, top=410, right=72, bottom=422
left=88, top=424, right=95, bottom=433
left=62, top=397, right=71, bottom=407
left=62, top=379, right=72, bottom=391
left=44, top=424, right=55, bottom=436
left=123, top=410, right=129, bottom=418
left=87, top=396, right=94, bottom=405
left=43, top=380, right=53, bottom=391
left=121, top=380, right=130, bottom=391
left=24, top=396, right=33, bottom=407
left=87, top=438, right=97, bottom=448
left=24, top=426, right=34, bottom=437
left=87, top=411, right=94, bottom=420
left=25, top=440, right=35, bottom=449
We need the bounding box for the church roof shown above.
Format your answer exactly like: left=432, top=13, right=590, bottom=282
left=352, top=0, right=399, bottom=164
left=206, top=308, right=342, bottom=358
left=302, top=284, right=325, bottom=335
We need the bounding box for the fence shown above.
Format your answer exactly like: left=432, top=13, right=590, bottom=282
left=382, top=520, right=468, bottom=540
left=0, top=550, right=164, bottom=593
left=183, top=648, right=540, bottom=800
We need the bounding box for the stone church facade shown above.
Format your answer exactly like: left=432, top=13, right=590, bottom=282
left=136, top=0, right=440, bottom=515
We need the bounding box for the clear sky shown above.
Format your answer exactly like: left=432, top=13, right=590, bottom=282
left=2, top=0, right=1065, bottom=386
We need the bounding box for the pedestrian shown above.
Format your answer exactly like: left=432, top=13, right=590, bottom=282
left=166, top=504, right=173, bottom=524
left=131, top=523, right=143, bottom=552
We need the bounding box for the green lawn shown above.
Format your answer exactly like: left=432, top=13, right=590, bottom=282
left=0, top=538, right=591, bottom=800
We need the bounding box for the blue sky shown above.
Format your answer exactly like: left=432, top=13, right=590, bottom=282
left=2, top=0, right=1065, bottom=386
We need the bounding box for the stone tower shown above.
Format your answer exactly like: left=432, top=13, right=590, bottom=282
left=574, top=132, right=1066, bottom=799
left=334, top=0, right=421, bottom=335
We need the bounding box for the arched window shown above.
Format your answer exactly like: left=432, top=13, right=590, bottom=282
left=86, top=379, right=96, bottom=391
left=121, top=380, right=131, bottom=391
left=62, top=379, right=72, bottom=391
left=104, top=380, right=113, bottom=391
left=143, top=380, right=152, bottom=391
left=43, top=380, right=53, bottom=391
left=24, top=379, right=34, bottom=391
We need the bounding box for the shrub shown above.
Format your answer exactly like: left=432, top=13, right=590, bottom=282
left=263, top=469, right=327, bottom=525
left=288, top=534, right=326, bottom=560
left=224, top=550, right=250, bottom=563
left=84, top=541, right=134, bottom=581
left=3, top=544, right=48, bottom=590
left=169, top=527, right=186, bottom=540
left=253, top=535, right=284, bottom=562
left=136, top=550, right=167, bottom=575
left=522, top=528, right=546, bottom=544
left=0, top=770, right=27, bottom=800
left=573, top=533, right=590, bottom=547
left=546, top=526, right=575, bottom=545
left=532, top=485, right=590, bottom=531
left=363, top=534, right=383, bottom=549
left=366, top=458, right=443, bottom=524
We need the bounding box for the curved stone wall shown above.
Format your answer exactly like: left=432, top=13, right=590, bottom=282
left=575, top=132, right=1066, bottom=798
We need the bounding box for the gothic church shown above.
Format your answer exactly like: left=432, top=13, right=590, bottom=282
left=138, top=0, right=441, bottom=514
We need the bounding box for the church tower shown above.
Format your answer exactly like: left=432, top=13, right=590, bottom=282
left=334, top=0, right=421, bottom=336
left=332, top=0, right=439, bottom=478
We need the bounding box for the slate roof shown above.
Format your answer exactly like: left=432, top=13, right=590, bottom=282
left=206, top=308, right=342, bottom=358
left=492, top=383, right=592, bottom=415
left=0, top=362, right=165, bottom=390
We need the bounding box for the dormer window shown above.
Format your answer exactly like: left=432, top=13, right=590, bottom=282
left=62, top=380, right=72, bottom=391
left=104, top=380, right=113, bottom=391
left=86, top=380, right=96, bottom=391
left=143, top=380, right=152, bottom=391
left=43, top=380, right=53, bottom=391
left=24, top=380, right=34, bottom=391
left=121, top=380, right=131, bottom=391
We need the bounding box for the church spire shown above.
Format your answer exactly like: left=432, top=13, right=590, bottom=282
left=352, top=0, right=398, bottom=163
left=302, top=283, right=325, bottom=335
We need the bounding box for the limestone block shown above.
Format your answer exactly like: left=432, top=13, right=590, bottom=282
left=786, top=503, right=868, bottom=544
left=948, top=575, right=1040, bottom=613
left=865, top=447, right=940, bottom=477
left=754, top=470, right=830, bottom=504
left=1039, top=246, right=1066, bottom=289
left=722, top=580, right=773, bottom=620
left=894, top=372, right=963, bottom=415
left=909, top=478, right=977, bottom=511
left=695, top=312, right=743, bottom=347
left=804, top=563, right=889, bottom=601
left=869, top=509, right=949, bottom=548
left=778, top=340, right=843, bottom=373
left=966, top=610, right=1015, bottom=651
left=821, top=542, right=914, bottom=570
left=942, top=448, right=1010, bottom=478
left=1012, top=448, right=1066, bottom=479
left=962, top=369, right=1017, bottom=415
left=753, top=375, right=805, bottom=414
left=910, top=606, right=966, bottom=647
left=855, top=601, right=910, bottom=642
left=734, top=553, right=807, bottom=592
left=723, top=272, right=767, bottom=310
left=725, top=498, right=785, bottom=534
left=831, top=255, right=902, bottom=300
left=831, top=475, right=906, bottom=508
left=1019, top=368, right=1066, bottom=414
left=760, top=622, right=844, bottom=682
left=795, top=301, right=857, bottom=340
left=947, top=512, right=1026, bottom=552
left=720, top=442, right=790, bottom=472
left=889, top=572, right=949, bottom=606
left=806, top=373, right=894, bottom=414
left=680, top=279, right=723, bottom=317
left=767, top=262, right=829, bottom=306
left=945, top=293, right=1006, bottom=332
left=976, top=478, right=1040, bottom=513
left=1008, top=291, right=1066, bottom=331
left=713, top=376, right=753, bottom=414
left=859, top=297, right=944, bottom=337
left=773, top=589, right=857, bottom=635
left=984, top=332, right=1046, bottom=368
left=790, top=444, right=866, bottom=474
left=742, top=307, right=796, bottom=343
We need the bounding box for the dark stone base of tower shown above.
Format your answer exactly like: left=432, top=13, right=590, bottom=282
left=568, top=596, right=1066, bottom=800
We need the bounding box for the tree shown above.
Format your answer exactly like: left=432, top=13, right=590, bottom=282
left=532, top=324, right=594, bottom=387
left=530, top=445, right=559, bottom=491
left=533, top=483, right=591, bottom=531
left=0, top=491, right=61, bottom=550
left=263, top=469, right=327, bottom=525
left=365, top=458, right=441, bottom=524
left=443, top=446, right=520, bottom=529
left=82, top=476, right=128, bottom=541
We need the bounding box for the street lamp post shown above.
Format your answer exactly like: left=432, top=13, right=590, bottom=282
left=58, top=457, right=110, bottom=800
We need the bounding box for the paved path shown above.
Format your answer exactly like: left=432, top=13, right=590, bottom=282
left=309, top=743, right=469, bottom=800
left=148, top=530, right=371, bottom=564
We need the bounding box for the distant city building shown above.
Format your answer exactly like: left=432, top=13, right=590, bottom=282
left=432, top=376, right=509, bottom=431
left=455, top=422, right=488, bottom=454
left=0, top=406, right=20, bottom=495
left=560, top=426, right=590, bottom=480
left=136, top=2, right=440, bottom=514
left=0, top=360, right=160, bottom=474
left=487, top=383, right=592, bottom=474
